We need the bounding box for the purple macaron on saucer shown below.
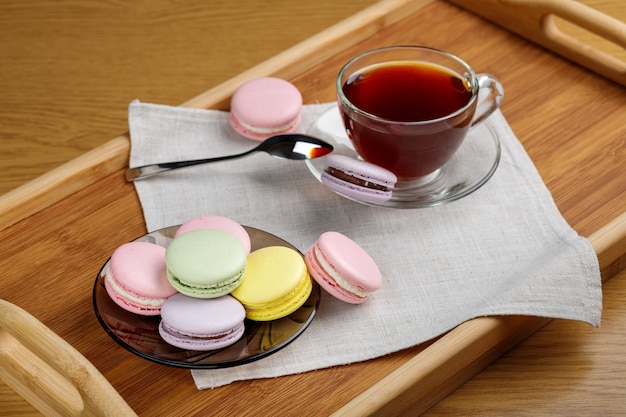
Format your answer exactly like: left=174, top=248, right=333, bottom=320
left=305, top=106, right=501, bottom=208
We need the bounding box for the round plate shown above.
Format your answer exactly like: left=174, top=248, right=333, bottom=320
left=306, top=106, right=501, bottom=208
left=93, top=225, right=320, bottom=369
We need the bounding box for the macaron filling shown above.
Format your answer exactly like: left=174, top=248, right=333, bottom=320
left=159, top=320, right=244, bottom=344
left=325, top=166, right=391, bottom=191
left=166, top=267, right=246, bottom=294
left=241, top=274, right=311, bottom=313
left=321, top=155, right=398, bottom=203
left=311, top=244, right=371, bottom=299
left=235, top=115, right=300, bottom=135
left=105, top=269, right=169, bottom=309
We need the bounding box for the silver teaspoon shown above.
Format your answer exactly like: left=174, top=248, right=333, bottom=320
left=125, top=133, right=334, bottom=181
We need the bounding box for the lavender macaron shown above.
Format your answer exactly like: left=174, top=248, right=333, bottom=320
left=159, top=294, right=246, bottom=351
left=322, top=155, right=397, bottom=202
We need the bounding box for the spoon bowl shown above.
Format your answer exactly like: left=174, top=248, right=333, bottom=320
left=125, top=134, right=333, bottom=181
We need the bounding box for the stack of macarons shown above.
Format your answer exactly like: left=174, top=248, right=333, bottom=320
left=105, top=211, right=385, bottom=352
left=164, top=216, right=314, bottom=323
left=104, top=214, right=318, bottom=351
left=103, top=215, right=252, bottom=350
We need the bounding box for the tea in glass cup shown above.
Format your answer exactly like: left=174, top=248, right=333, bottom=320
left=337, top=46, right=503, bottom=184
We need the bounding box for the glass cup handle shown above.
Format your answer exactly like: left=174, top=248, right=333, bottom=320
left=471, top=74, right=504, bottom=127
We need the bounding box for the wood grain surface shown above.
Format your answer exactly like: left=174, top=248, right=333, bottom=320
left=450, top=0, right=626, bottom=86
left=0, top=0, right=625, bottom=416
left=0, top=0, right=379, bottom=195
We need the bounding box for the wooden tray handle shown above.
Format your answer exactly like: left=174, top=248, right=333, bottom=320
left=449, top=0, right=626, bottom=86
left=0, top=300, right=137, bottom=417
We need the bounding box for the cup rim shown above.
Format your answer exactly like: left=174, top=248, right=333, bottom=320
left=336, top=45, right=479, bottom=126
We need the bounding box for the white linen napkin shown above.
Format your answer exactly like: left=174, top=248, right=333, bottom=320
left=128, top=100, right=601, bottom=389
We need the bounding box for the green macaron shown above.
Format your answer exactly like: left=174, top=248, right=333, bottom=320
left=165, top=229, right=247, bottom=298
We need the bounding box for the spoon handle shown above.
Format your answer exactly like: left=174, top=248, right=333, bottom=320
left=125, top=148, right=255, bottom=181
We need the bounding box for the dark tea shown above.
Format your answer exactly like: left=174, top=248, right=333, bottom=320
left=339, top=61, right=476, bottom=179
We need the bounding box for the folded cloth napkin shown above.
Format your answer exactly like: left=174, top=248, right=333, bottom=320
left=128, top=100, right=601, bottom=389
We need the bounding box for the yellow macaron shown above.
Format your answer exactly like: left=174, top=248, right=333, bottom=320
left=231, top=246, right=312, bottom=321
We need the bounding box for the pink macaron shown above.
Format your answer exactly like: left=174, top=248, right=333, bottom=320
left=159, top=293, right=246, bottom=351
left=305, top=231, right=382, bottom=304
left=104, top=241, right=177, bottom=315
left=321, top=155, right=397, bottom=202
left=229, top=77, right=303, bottom=141
left=174, top=215, right=252, bottom=254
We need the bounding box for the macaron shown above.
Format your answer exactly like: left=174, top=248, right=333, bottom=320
left=159, top=294, right=246, bottom=351
left=321, top=154, right=397, bottom=202
left=305, top=231, right=382, bottom=304
left=231, top=246, right=312, bottom=321
left=165, top=229, right=247, bottom=298
left=174, top=215, right=251, bottom=254
left=104, top=241, right=177, bottom=315
left=229, top=77, right=303, bottom=141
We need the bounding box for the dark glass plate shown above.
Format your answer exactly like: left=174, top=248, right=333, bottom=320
left=93, top=225, right=320, bottom=369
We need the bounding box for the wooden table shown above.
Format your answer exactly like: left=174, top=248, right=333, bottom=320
left=1, top=0, right=625, bottom=415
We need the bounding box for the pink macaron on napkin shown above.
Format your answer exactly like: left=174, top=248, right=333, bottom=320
left=128, top=99, right=601, bottom=389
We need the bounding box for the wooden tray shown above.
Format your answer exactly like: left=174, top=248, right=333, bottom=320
left=1, top=0, right=625, bottom=415
left=450, top=0, right=626, bottom=87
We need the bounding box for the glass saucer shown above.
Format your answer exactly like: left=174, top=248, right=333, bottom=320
left=93, top=225, right=320, bottom=369
left=305, top=106, right=501, bottom=208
